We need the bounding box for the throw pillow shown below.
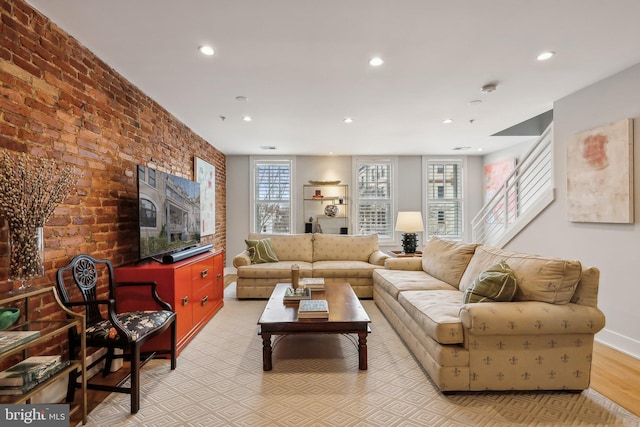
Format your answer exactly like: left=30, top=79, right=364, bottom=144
left=463, top=261, right=517, bottom=304
left=245, top=238, right=279, bottom=264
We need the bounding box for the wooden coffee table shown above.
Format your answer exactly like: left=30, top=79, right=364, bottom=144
left=257, top=282, right=371, bottom=371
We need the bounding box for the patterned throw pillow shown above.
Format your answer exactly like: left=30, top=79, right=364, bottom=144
left=463, top=261, right=517, bottom=303
left=245, top=238, right=279, bottom=264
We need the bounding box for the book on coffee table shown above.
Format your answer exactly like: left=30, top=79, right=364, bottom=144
left=301, top=278, right=325, bottom=291
left=283, top=286, right=312, bottom=301
left=298, top=299, right=329, bottom=319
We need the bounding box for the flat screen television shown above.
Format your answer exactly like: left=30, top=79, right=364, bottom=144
left=137, top=165, right=201, bottom=261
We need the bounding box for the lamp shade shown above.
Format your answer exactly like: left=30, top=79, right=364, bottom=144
left=395, top=211, right=424, bottom=232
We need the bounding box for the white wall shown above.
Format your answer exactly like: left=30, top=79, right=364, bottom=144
left=226, top=154, right=483, bottom=259
left=504, top=62, right=640, bottom=359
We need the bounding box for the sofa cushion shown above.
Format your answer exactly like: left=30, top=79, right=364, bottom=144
left=245, top=238, right=279, bottom=264
left=312, top=260, right=380, bottom=279
left=313, top=233, right=378, bottom=262
left=421, top=237, right=479, bottom=288
left=237, top=261, right=313, bottom=279
left=398, top=290, right=464, bottom=345
left=374, top=269, right=457, bottom=300
left=459, top=245, right=582, bottom=304
left=463, top=261, right=517, bottom=303
left=248, top=233, right=313, bottom=262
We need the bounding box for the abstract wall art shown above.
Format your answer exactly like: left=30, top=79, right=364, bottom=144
left=195, top=157, right=216, bottom=235
left=567, top=118, right=634, bottom=223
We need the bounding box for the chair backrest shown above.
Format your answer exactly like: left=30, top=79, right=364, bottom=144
left=56, top=254, right=117, bottom=327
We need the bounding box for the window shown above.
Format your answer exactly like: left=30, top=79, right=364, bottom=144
left=139, top=198, right=157, bottom=228
left=137, top=165, right=156, bottom=188
left=425, top=159, right=463, bottom=239
left=353, top=158, right=395, bottom=241
left=251, top=159, right=293, bottom=234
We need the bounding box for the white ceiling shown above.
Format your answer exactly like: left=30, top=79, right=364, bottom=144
left=25, top=0, right=640, bottom=156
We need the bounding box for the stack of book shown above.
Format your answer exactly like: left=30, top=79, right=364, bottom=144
left=0, top=330, right=40, bottom=355
left=298, top=299, right=329, bottom=319
left=0, top=355, right=70, bottom=395
left=283, top=286, right=312, bottom=301
left=301, top=278, right=325, bottom=291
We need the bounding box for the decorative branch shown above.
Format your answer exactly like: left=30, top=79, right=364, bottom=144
left=0, top=149, right=79, bottom=281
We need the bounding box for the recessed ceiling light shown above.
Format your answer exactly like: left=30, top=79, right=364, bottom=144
left=243, top=116, right=252, bottom=122
left=442, top=118, right=453, bottom=124
left=468, top=99, right=482, bottom=106
left=328, top=152, right=334, bottom=155
left=452, top=146, right=471, bottom=151
left=537, top=51, right=555, bottom=61
left=477, top=148, right=484, bottom=152
left=343, top=117, right=353, bottom=123
left=260, top=145, right=277, bottom=150
left=369, top=57, right=384, bottom=67
left=198, top=45, right=215, bottom=56
left=235, top=96, right=248, bottom=102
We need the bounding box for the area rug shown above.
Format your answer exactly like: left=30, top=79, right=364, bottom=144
left=86, top=284, right=640, bottom=426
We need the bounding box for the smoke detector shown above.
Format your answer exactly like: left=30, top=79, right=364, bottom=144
left=481, top=83, right=498, bottom=93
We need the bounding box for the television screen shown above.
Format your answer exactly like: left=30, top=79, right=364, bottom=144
left=137, top=165, right=201, bottom=260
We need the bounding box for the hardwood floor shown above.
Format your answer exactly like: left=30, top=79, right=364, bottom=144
left=591, top=341, right=640, bottom=417
left=71, top=342, right=640, bottom=424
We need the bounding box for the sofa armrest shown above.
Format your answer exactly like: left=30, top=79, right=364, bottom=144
left=384, top=257, right=423, bottom=270
left=233, top=250, right=252, bottom=268
left=368, top=250, right=390, bottom=266
left=459, top=301, right=606, bottom=336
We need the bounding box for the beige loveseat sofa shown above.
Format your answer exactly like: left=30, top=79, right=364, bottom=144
left=233, top=233, right=389, bottom=299
left=373, top=237, right=606, bottom=392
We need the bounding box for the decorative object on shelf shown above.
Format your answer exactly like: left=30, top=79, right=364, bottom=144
left=312, top=189, right=324, bottom=199
left=291, top=264, right=300, bottom=290
left=0, top=308, right=20, bottom=330
left=0, top=330, right=40, bottom=355
left=324, top=204, right=339, bottom=217
left=0, top=150, right=78, bottom=290
left=395, top=211, right=424, bottom=254
left=338, top=197, right=344, bottom=204
left=309, top=180, right=341, bottom=185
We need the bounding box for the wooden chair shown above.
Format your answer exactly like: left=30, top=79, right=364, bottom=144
left=56, top=254, right=177, bottom=414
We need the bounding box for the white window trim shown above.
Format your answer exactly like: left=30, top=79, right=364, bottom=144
left=422, top=156, right=466, bottom=241
left=249, top=156, right=297, bottom=234
left=351, top=156, right=398, bottom=244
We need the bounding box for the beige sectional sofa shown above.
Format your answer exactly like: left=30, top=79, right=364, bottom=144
left=373, top=237, right=606, bottom=392
left=233, top=233, right=389, bottom=299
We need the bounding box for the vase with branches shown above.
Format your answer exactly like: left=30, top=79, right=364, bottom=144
left=0, top=150, right=78, bottom=289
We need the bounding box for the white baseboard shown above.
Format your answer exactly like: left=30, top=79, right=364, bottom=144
left=596, top=328, right=640, bottom=360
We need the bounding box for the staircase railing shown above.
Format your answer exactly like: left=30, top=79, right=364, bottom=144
left=471, top=123, right=555, bottom=247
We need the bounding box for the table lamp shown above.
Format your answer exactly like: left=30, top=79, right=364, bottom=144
left=395, top=211, right=424, bottom=254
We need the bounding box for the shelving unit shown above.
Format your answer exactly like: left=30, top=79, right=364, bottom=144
left=0, top=286, right=87, bottom=424
left=303, top=184, right=349, bottom=234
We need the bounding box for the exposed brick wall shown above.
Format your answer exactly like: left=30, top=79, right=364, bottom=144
left=0, top=0, right=226, bottom=362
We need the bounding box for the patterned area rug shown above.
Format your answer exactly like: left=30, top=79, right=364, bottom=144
left=87, top=284, right=640, bottom=426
